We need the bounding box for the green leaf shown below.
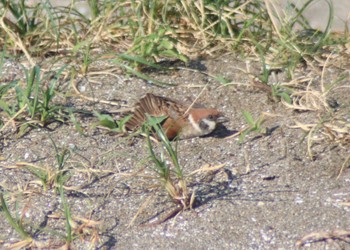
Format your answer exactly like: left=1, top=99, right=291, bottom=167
left=0, top=100, right=10, bottom=113
left=17, top=123, right=31, bottom=138
left=146, top=115, right=167, bottom=128
left=177, top=54, right=189, bottom=63
left=15, top=85, right=26, bottom=109
left=242, top=111, right=255, bottom=127
left=116, top=54, right=164, bottom=70
left=144, top=42, right=154, bottom=56
left=99, top=119, right=117, bottom=129
left=147, top=33, right=158, bottom=40
left=160, top=49, right=179, bottom=58
left=214, top=75, right=230, bottom=84
left=158, top=28, right=166, bottom=37
left=0, top=80, right=18, bottom=97
left=93, top=111, right=114, bottom=122
left=239, top=129, right=251, bottom=143
left=159, top=39, right=173, bottom=50
left=115, top=115, right=132, bottom=132
left=93, top=111, right=117, bottom=129
left=279, top=92, right=291, bottom=104
left=69, top=111, right=85, bottom=135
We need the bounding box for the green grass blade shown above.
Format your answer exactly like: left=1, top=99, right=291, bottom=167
left=59, top=185, right=72, bottom=244
left=0, top=193, right=31, bottom=240
left=242, top=111, right=255, bottom=127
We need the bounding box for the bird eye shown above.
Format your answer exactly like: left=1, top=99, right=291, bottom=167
left=207, top=114, right=215, bottom=120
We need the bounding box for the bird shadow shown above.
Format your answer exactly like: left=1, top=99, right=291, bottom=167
left=204, top=123, right=237, bottom=139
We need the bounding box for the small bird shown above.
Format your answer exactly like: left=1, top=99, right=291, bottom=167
left=125, top=93, right=226, bottom=139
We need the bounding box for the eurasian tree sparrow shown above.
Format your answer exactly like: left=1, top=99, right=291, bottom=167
left=125, top=93, right=226, bottom=139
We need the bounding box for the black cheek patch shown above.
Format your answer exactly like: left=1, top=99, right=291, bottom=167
left=199, top=120, right=209, bottom=130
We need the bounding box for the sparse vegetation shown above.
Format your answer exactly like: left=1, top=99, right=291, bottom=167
left=239, top=111, right=266, bottom=143
left=142, top=116, right=194, bottom=219
left=0, top=65, right=68, bottom=137
left=1, top=0, right=349, bottom=248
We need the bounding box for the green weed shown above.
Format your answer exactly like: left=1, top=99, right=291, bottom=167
left=0, top=65, right=67, bottom=136
left=93, top=111, right=131, bottom=133
left=0, top=0, right=40, bottom=36
left=58, top=184, right=73, bottom=248
left=128, top=27, right=188, bottom=68
left=143, top=115, right=193, bottom=210
left=239, top=111, right=266, bottom=143
left=0, top=193, right=33, bottom=248
left=50, top=137, right=72, bottom=192
left=87, top=0, right=100, bottom=19
left=265, top=0, right=341, bottom=79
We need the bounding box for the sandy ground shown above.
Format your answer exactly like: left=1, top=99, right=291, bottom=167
left=0, top=53, right=349, bottom=249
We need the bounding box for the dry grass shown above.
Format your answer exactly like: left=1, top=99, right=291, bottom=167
left=296, top=229, right=350, bottom=247
left=1, top=0, right=350, bottom=248
left=281, top=52, right=350, bottom=162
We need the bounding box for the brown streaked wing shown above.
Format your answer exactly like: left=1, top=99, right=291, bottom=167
left=125, top=93, right=177, bottom=130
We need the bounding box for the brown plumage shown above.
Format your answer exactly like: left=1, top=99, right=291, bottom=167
left=125, top=93, right=226, bottom=139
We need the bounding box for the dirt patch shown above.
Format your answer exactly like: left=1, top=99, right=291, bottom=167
left=1, top=54, right=350, bottom=249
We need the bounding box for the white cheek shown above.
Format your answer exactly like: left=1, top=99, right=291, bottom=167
left=188, top=115, right=202, bottom=132
left=202, top=118, right=216, bottom=132
left=188, top=115, right=216, bottom=134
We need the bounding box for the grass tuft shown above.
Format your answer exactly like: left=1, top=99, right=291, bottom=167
left=144, top=115, right=191, bottom=206
left=130, top=115, right=195, bottom=225
left=0, top=65, right=68, bottom=136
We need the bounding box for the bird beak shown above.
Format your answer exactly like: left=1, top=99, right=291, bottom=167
left=216, top=115, right=229, bottom=124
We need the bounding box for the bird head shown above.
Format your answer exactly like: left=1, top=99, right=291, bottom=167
left=181, top=108, right=227, bottom=138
